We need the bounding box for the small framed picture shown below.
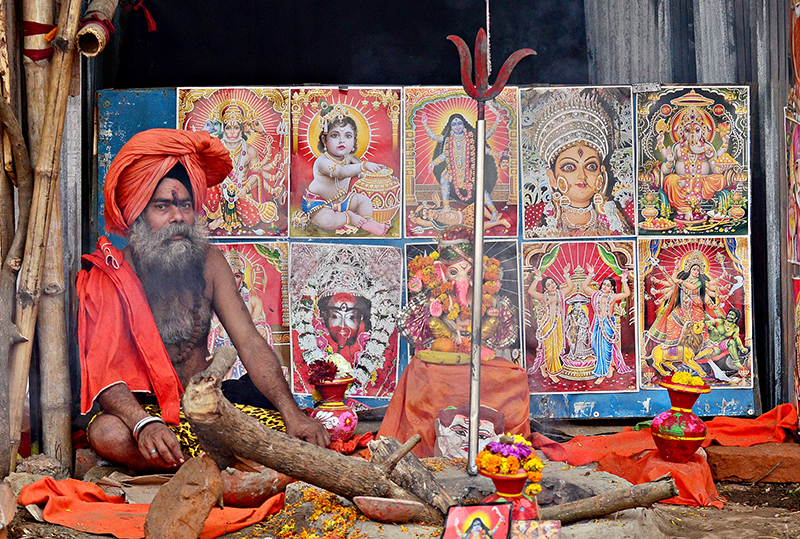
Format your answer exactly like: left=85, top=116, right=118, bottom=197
left=510, top=520, right=562, bottom=539
left=441, top=502, right=512, bottom=539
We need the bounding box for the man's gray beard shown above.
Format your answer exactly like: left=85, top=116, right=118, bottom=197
left=128, top=217, right=210, bottom=346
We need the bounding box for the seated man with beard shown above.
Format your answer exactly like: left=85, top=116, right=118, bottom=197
left=78, top=129, right=329, bottom=473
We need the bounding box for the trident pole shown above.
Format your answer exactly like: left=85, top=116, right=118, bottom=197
left=447, top=29, right=535, bottom=475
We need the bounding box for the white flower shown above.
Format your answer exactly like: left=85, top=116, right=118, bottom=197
left=365, top=340, right=384, bottom=356
left=298, top=334, right=319, bottom=350
left=328, top=353, right=352, bottom=378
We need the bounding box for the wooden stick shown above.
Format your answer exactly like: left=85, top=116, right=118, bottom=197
left=0, top=97, right=33, bottom=479
left=376, top=434, right=422, bottom=475
left=182, top=349, right=444, bottom=525
left=2, top=0, right=23, bottom=182
left=7, top=0, right=82, bottom=472
left=76, top=0, right=119, bottom=57
left=21, top=0, right=53, bottom=164
left=538, top=476, right=678, bottom=525
left=37, top=187, right=71, bottom=472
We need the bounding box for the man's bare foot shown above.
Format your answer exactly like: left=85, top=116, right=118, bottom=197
left=594, top=376, right=607, bottom=385
left=361, top=218, right=390, bottom=236
left=549, top=374, right=560, bottom=383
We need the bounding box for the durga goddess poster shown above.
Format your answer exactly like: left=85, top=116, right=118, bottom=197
left=288, top=87, right=402, bottom=239
left=288, top=243, right=402, bottom=398
left=638, top=238, right=753, bottom=389
left=403, top=87, right=519, bottom=238
left=208, top=242, right=290, bottom=380
left=178, top=87, right=290, bottom=237
left=522, top=240, right=637, bottom=394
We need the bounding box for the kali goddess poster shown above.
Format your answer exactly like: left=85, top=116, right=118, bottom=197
left=289, top=87, right=402, bottom=239
left=637, top=86, right=750, bottom=236
left=638, top=238, right=753, bottom=389
left=178, top=87, right=290, bottom=237
left=403, top=87, right=519, bottom=238
left=519, top=86, right=635, bottom=239
left=208, top=242, right=290, bottom=379
left=522, top=240, right=638, bottom=394
left=288, top=243, right=402, bottom=398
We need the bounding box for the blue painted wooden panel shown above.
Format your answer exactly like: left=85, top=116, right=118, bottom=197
left=96, top=88, right=177, bottom=248
left=94, top=89, right=758, bottom=418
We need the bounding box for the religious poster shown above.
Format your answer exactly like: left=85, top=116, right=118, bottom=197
left=441, top=503, right=512, bottom=539
left=207, top=242, right=290, bottom=380
left=637, top=86, right=750, bottom=236
left=790, top=0, right=800, bottom=113
left=403, top=86, right=519, bottom=238
left=519, top=86, right=635, bottom=239
left=288, top=87, right=402, bottom=239
left=177, top=87, right=290, bottom=237
left=638, top=238, right=752, bottom=389
left=522, top=240, right=637, bottom=394
left=400, top=231, right=522, bottom=364
left=288, top=243, right=402, bottom=398
left=794, top=277, right=800, bottom=428
left=787, top=112, right=800, bottom=263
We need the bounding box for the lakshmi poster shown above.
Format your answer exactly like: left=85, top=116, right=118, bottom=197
left=787, top=112, right=800, bottom=263
left=400, top=235, right=522, bottom=364
left=519, top=86, right=635, bottom=239
left=522, top=240, right=637, bottom=394
left=288, top=243, right=402, bottom=398
left=208, top=242, right=290, bottom=379
left=178, top=87, right=290, bottom=237
left=637, top=86, right=750, bottom=236
left=403, top=87, right=518, bottom=238
left=638, top=238, right=753, bottom=389
left=289, top=87, right=402, bottom=239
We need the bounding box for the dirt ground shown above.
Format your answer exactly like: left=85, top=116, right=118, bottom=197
left=7, top=481, right=800, bottom=539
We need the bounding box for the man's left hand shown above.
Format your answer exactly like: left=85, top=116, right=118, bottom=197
left=286, top=413, right=331, bottom=448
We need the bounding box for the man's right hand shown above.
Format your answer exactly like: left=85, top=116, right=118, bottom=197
left=136, top=421, right=185, bottom=468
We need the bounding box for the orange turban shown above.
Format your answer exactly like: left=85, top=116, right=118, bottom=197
left=103, top=128, right=232, bottom=237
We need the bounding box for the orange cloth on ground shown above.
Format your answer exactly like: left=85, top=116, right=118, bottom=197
left=598, top=451, right=724, bottom=508
left=103, top=128, right=231, bottom=237
left=530, top=404, right=798, bottom=508
left=378, top=356, right=531, bottom=457
left=77, top=237, right=183, bottom=424
left=17, top=477, right=284, bottom=539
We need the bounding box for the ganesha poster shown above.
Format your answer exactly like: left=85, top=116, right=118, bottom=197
left=638, top=238, right=753, bottom=390
left=787, top=112, right=800, bottom=263
left=522, top=240, right=637, bottom=394
left=288, top=87, right=402, bottom=239
left=400, top=232, right=522, bottom=364
left=403, top=87, right=518, bottom=238
left=208, top=241, right=290, bottom=380
left=637, top=86, right=750, bottom=236
left=519, top=86, right=635, bottom=239
left=178, top=87, right=291, bottom=237
left=288, top=243, right=402, bottom=398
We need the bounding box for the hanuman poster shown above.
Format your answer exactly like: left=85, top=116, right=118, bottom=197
left=519, top=86, right=636, bottom=239
left=289, top=87, right=402, bottom=239
left=403, top=87, right=519, bottom=238
left=178, top=87, right=290, bottom=237
left=637, top=86, right=750, bottom=236
left=522, top=240, right=637, bottom=394
left=289, top=243, right=402, bottom=398
left=638, top=238, right=752, bottom=389
left=208, top=242, right=290, bottom=379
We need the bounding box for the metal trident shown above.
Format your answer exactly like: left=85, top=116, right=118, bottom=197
left=447, top=28, right=535, bottom=475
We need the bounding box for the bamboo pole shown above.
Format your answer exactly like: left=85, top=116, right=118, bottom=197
left=1, top=0, right=22, bottom=182
left=22, top=0, right=53, bottom=164
left=7, top=0, right=82, bottom=472
left=76, top=0, right=119, bottom=57
left=37, top=188, right=71, bottom=472
left=0, top=97, right=33, bottom=479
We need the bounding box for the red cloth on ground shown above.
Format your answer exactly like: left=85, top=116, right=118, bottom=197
left=329, top=431, right=374, bottom=454
left=17, top=477, right=283, bottom=539
left=77, top=237, right=183, bottom=424
left=530, top=404, right=798, bottom=508
left=378, top=356, right=531, bottom=457
left=103, top=128, right=231, bottom=237
left=598, top=451, right=724, bottom=508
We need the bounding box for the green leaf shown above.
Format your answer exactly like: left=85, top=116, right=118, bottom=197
left=597, top=244, right=621, bottom=275
left=539, top=245, right=560, bottom=272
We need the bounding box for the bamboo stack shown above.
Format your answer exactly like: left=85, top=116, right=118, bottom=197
left=76, top=0, right=118, bottom=57
left=7, top=0, right=82, bottom=472
left=22, top=0, right=53, bottom=164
